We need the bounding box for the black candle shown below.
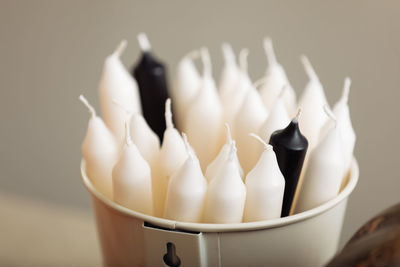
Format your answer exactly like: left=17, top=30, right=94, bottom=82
left=133, top=33, right=169, bottom=141
left=269, top=110, right=308, bottom=217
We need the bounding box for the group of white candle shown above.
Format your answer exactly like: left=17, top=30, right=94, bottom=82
left=80, top=35, right=356, bottom=223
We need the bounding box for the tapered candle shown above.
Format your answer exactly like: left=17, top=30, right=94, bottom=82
left=164, top=134, right=207, bottom=222
left=205, top=123, right=243, bottom=182
left=184, top=48, right=224, bottom=169
left=133, top=33, right=169, bottom=141
left=297, top=55, right=328, bottom=150
left=153, top=99, right=187, bottom=217
left=244, top=134, right=285, bottom=222
left=258, top=38, right=297, bottom=115
left=80, top=95, right=118, bottom=200
left=98, top=40, right=141, bottom=143
left=112, top=121, right=153, bottom=215
left=295, top=106, right=345, bottom=213
left=269, top=109, right=308, bottom=217
left=233, top=49, right=268, bottom=174
left=203, top=142, right=246, bottom=223
left=171, top=50, right=201, bottom=129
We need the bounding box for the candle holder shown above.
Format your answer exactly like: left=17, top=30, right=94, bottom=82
left=81, top=159, right=358, bottom=267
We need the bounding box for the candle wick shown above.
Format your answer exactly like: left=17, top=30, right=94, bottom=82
left=137, top=32, right=151, bottom=52
left=293, top=108, right=302, bottom=123
left=249, top=133, right=272, bottom=151
left=165, top=98, right=174, bottom=129
left=182, top=132, right=194, bottom=159
left=239, top=48, right=249, bottom=74
left=228, top=141, right=237, bottom=162
left=300, top=55, right=318, bottom=81
left=278, top=85, right=288, bottom=99
left=200, top=47, right=212, bottom=77
left=222, top=43, right=235, bottom=64
left=125, top=119, right=133, bottom=146
left=115, top=40, right=128, bottom=56
left=342, top=77, right=351, bottom=104
left=112, top=98, right=134, bottom=116
left=79, top=94, right=96, bottom=118
left=323, top=105, right=337, bottom=126
left=263, top=37, right=278, bottom=67
left=224, top=123, right=233, bottom=145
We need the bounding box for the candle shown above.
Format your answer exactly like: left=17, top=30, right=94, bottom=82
left=258, top=87, right=290, bottom=152
left=221, top=49, right=252, bottom=126
left=203, top=142, right=246, bottom=223
left=205, top=123, right=243, bottom=182
left=153, top=99, right=187, bottom=217
left=133, top=33, right=169, bottom=141
left=295, top=106, right=345, bottom=213
left=297, top=55, right=329, bottom=150
left=269, top=109, right=308, bottom=217
left=184, top=48, right=224, bottom=169
left=258, top=38, right=297, bottom=115
left=112, top=121, right=153, bottom=215
left=171, top=50, right=201, bottom=129
left=320, top=78, right=356, bottom=173
left=219, top=43, right=240, bottom=123
left=243, top=134, right=285, bottom=222
left=80, top=95, right=118, bottom=200
left=98, top=40, right=141, bottom=143
left=163, top=134, right=207, bottom=222
left=233, top=49, right=268, bottom=174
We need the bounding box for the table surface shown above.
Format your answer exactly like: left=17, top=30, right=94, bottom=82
left=0, top=192, right=101, bottom=266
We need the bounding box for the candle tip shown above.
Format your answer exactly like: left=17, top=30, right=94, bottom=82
left=278, top=84, right=288, bottom=99
left=182, top=132, right=194, bottom=159
left=200, top=47, right=212, bottom=76
left=187, top=50, right=200, bottom=60
left=222, top=43, right=235, bottom=63
left=224, top=123, right=233, bottom=144
left=137, top=32, right=151, bottom=52
left=239, top=48, right=249, bottom=74
left=115, top=40, right=128, bottom=56
left=228, top=141, right=237, bottom=162
left=323, top=105, right=337, bottom=126
left=165, top=98, right=174, bottom=129
left=293, top=108, right=302, bottom=123
left=263, top=37, right=277, bottom=66
left=124, top=119, right=133, bottom=146
left=342, top=77, right=351, bottom=103
left=253, top=77, right=267, bottom=89
left=300, top=54, right=318, bottom=81
left=79, top=94, right=96, bottom=118
left=249, top=133, right=272, bottom=150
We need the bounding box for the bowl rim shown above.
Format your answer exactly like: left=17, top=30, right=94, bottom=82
left=81, top=158, right=359, bottom=232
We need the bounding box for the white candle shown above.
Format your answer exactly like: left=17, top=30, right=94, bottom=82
left=164, top=134, right=207, bottom=222
left=98, top=40, right=141, bottom=143
left=112, top=121, right=153, bottom=215
left=221, top=49, right=252, bottom=126
left=153, top=99, right=187, bottom=217
left=297, top=55, right=329, bottom=150
left=295, top=106, right=345, bottom=213
left=184, top=48, right=224, bottom=169
left=233, top=50, right=269, bottom=174
left=171, top=50, right=201, bottom=129
left=203, top=142, right=246, bottom=223
left=205, top=123, right=243, bottom=183
left=243, top=134, right=285, bottom=222
left=258, top=38, right=297, bottom=115
left=320, top=78, right=356, bottom=172
left=80, top=95, right=118, bottom=200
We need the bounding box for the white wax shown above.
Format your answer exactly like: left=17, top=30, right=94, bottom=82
left=163, top=136, right=207, bottom=222
left=244, top=139, right=285, bottom=222
left=295, top=114, right=345, bottom=213
left=153, top=99, right=187, bottom=217
left=130, top=113, right=160, bottom=167
left=80, top=95, right=118, bottom=200
left=320, top=78, right=356, bottom=172
left=258, top=38, right=297, bottom=115
left=98, top=40, right=141, bottom=143
left=112, top=123, right=153, bottom=215
left=171, top=50, right=201, bottom=129
left=297, top=55, right=329, bottom=150
left=203, top=144, right=246, bottom=223
left=205, top=124, right=243, bottom=182
left=233, top=56, right=269, bottom=174
left=184, top=48, right=224, bottom=169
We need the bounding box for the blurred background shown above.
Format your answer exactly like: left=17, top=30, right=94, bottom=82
left=1, top=0, right=399, bottom=266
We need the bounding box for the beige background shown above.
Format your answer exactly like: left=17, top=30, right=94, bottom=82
left=1, top=0, right=399, bottom=265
